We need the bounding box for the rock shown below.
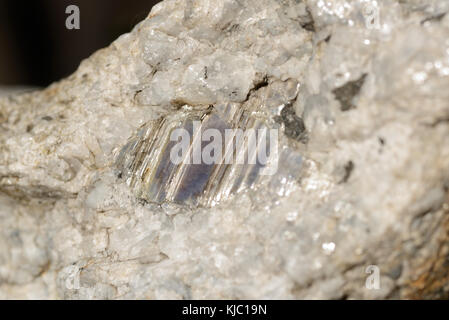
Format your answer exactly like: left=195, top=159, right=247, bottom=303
left=0, top=86, right=38, bottom=97
left=1, top=0, right=449, bottom=299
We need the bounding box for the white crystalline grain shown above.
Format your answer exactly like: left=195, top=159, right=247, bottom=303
left=0, top=0, right=449, bottom=299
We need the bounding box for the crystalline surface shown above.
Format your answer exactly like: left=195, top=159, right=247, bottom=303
left=1, top=0, right=449, bottom=299
left=116, top=88, right=302, bottom=207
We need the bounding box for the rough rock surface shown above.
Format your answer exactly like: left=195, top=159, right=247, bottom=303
left=1, top=0, right=449, bottom=299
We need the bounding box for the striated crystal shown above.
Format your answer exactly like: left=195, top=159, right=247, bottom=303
left=116, top=99, right=303, bottom=207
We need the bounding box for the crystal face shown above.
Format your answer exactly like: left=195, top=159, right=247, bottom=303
left=116, top=99, right=303, bottom=207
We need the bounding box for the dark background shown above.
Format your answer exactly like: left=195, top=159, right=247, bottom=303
left=0, top=0, right=161, bottom=87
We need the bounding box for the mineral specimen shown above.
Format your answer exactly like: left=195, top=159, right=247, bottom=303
left=1, top=0, right=449, bottom=300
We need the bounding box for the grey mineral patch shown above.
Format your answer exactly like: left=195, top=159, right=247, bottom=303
left=1, top=0, right=449, bottom=300
left=332, top=73, right=367, bottom=111
left=275, top=103, right=307, bottom=142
